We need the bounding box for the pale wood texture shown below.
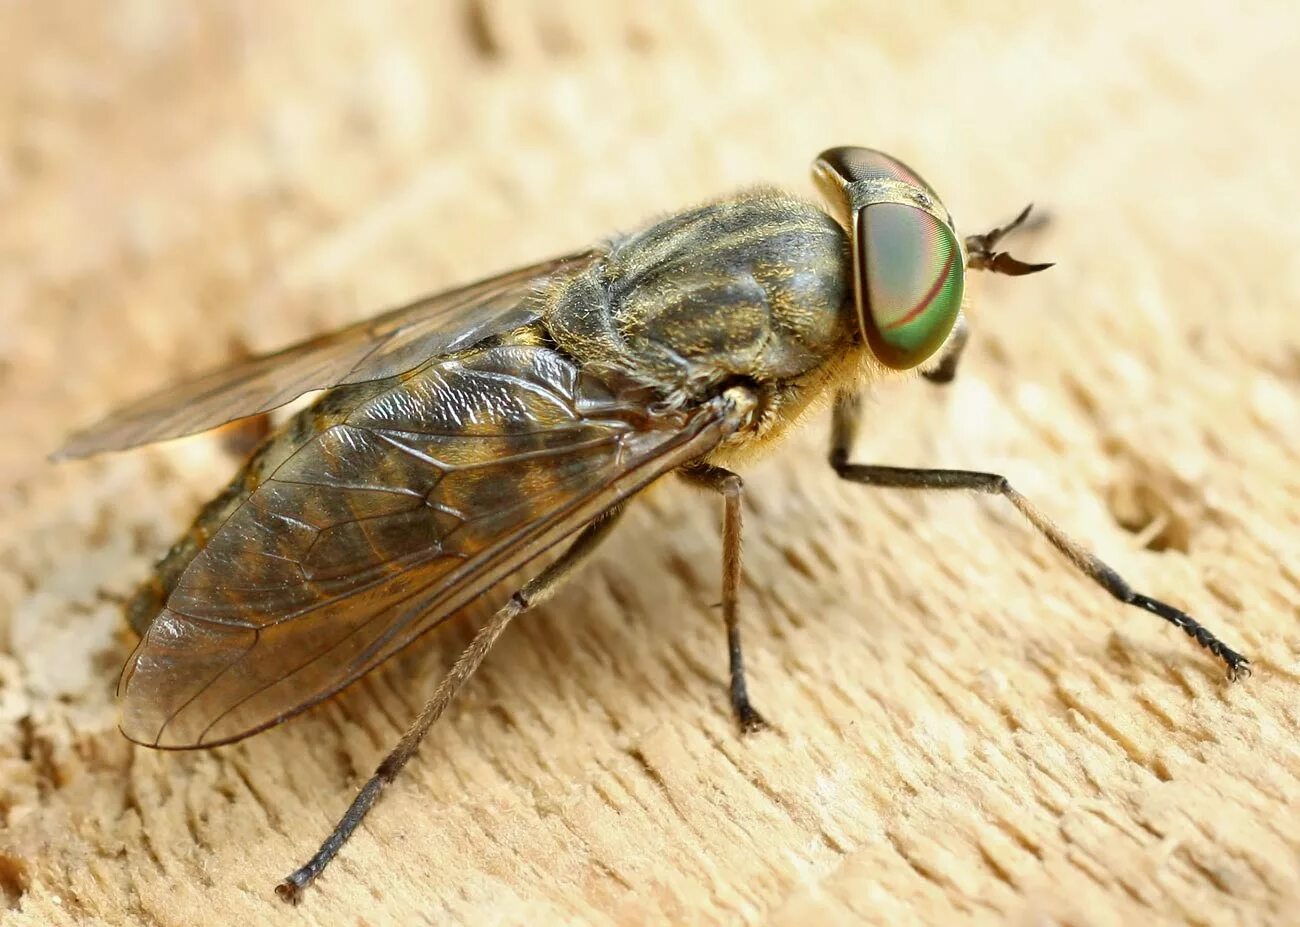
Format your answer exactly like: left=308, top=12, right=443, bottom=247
left=3, top=3, right=1299, bottom=925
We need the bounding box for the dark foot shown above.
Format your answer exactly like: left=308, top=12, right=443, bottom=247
left=735, top=701, right=769, bottom=734
left=1127, top=592, right=1251, bottom=681
left=921, top=354, right=960, bottom=384
left=1223, top=652, right=1252, bottom=682
left=275, top=879, right=305, bottom=905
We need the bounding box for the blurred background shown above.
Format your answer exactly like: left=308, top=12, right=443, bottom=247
left=2, top=3, right=1299, bottom=925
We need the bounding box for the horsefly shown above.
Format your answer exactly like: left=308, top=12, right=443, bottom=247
left=57, top=146, right=1249, bottom=902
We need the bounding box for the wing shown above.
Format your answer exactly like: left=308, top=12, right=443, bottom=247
left=56, top=250, right=600, bottom=459
left=119, top=343, right=744, bottom=748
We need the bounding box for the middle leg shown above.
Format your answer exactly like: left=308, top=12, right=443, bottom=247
left=680, top=464, right=768, bottom=733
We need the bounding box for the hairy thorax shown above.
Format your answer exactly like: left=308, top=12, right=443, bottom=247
left=543, top=188, right=862, bottom=443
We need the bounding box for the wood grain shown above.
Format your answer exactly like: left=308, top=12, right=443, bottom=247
left=2, top=3, right=1298, bottom=925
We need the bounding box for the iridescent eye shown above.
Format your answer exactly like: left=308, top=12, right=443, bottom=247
left=812, top=146, right=964, bottom=370
left=821, top=147, right=939, bottom=201
left=856, top=202, right=964, bottom=370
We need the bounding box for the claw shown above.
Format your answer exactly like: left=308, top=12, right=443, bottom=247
left=737, top=704, right=769, bottom=734
left=1226, top=655, right=1252, bottom=682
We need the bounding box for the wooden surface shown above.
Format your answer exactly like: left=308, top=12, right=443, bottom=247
left=3, top=3, right=1299, bottom=925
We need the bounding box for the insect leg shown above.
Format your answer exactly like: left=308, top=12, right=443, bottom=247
left=828, top=396, right=1250, bottom=678
left=216, top=410, right=273, bottom=457
left=680, top=465, right=768, bottom=733
left=921, top=314, right=968, bottom=384
left=276, top=506, right=626, bottom=904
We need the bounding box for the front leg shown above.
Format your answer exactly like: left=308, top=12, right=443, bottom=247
left=829, top=394, right=1250, bottom=678
left=679, top=464, right=768, bottom=733
left=921, top=314, right=968, bottom=385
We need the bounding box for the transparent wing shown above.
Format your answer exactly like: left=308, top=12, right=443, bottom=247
left=119, top=343, right=740, bottom=748
left=56, top=250, right=599, bottom=459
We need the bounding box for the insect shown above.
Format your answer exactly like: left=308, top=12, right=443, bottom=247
left=58, top=146, right=1250, bottom=902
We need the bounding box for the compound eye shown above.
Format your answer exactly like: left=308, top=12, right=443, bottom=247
left=821, top=147, right=939, bottom=199
left=857, top=202, right=964, bottom=370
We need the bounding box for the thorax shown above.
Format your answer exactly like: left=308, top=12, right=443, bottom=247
left=543, top=188, right=856, bottom=408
